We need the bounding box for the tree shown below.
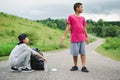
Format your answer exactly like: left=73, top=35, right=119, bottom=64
left=97, top=19, right=104, bottom=26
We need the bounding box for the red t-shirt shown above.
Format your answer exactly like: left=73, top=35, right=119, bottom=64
left=67, top=14, right=86, bottom=42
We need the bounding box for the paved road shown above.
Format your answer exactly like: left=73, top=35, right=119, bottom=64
left=0, top=37, right=120, bottom=80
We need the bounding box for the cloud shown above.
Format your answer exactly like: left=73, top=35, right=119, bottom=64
left=82, top=13, right=120, bottom=21
left=83, top=0, right=120, bottom=14
left=0, top=0, right=120, bottom=21
left=29, top=3, right=73, bottom=19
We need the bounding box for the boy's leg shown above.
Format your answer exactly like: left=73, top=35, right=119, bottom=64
left=80, top=54, right=86, bottom=67
left=79, top=41, right=89, bottom=72
left=70, top=56, right=78, bottom=71
left=79, top=41, right=86, bottom=67
left=70, top=43, right=79, bottom=71
left=81, top=54, right=89, bottom=72
left=15, top=50, right=31, bottom=69
left=81, top=55, right=89, bottom=72
left=73, top=56, right=78, bottom=66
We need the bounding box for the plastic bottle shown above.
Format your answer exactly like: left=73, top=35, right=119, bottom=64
left=44, top=62, right=48, bottom=72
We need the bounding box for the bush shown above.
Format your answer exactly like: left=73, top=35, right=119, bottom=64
left=0, top=42, right=17, bottom=56
left=97, top=37, right=120, bottom=61
left=105, top=26, right=120, bottom=37
left=87, top=19, right=120, bottom=38
left=102, top=37, right=120, bottom=50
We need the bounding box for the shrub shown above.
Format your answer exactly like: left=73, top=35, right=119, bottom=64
left=0, top=42, right=17, bottom=56
left=102, top=37, right=120, bottom=50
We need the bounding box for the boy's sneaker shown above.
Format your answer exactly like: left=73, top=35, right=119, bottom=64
left=10, top=67, right=19, bottom=71
left=70, top=66, right=78, bottom=71
left=21, top=68, right=34, bottom=73
left=81, top=67, right=89, bottom=73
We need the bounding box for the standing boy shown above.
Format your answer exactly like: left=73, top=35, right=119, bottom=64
left=61, top=3, right=89, bottom=72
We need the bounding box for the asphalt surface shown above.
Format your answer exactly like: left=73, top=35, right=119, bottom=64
left=0, top=37, right=120, bottom=80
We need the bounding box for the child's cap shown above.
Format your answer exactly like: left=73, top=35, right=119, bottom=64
left=18, top=33, right=28, bottom=42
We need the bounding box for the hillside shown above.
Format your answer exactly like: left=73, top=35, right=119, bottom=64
left=0, top=12, right=70, bottom=56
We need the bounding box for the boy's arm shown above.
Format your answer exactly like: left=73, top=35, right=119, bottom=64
left=84, top=27, right=89, bottom=44
left=84, top=27, right=88, bottom=38
left=61, top=24, right=71, bottom=42
left=35, top=53, right=47, bottom=62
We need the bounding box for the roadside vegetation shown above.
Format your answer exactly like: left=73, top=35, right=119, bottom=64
left=87, top=19, right=120, bottom=61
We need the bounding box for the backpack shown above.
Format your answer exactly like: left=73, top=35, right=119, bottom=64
left=30, top=48, right=44, bottom=70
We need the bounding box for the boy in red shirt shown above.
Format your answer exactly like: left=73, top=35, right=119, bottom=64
left=61, top=2, right=89, bottom=72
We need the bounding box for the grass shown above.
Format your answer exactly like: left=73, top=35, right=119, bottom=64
left=96, top=46, right=120, bottom=61
left=96, top=37, right=120, bottom=61
left=0, top=56, right=9, bottom=62
left=0, top=12, right=70, bottom=57
left=89, top=36, right=96, bottom=42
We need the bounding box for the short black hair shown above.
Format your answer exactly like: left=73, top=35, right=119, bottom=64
left=74, top=3, right=82, bottom=11
left=18, top=33, right=28, bottom=45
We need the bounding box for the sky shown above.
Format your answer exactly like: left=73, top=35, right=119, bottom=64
left=0, top=0, right=120, bottom=21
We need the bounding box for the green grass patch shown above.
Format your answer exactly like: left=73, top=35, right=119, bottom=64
left=0, top=42, right=17, bottom=56
left=89, top=37, right=96, bottom=42
left=0, top=56, right=9, bottom=62
left=96, top=37, right=120, bottom=61
left=0, top=12, right=70, bottom=57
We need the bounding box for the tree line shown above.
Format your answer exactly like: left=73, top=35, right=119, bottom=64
left=87, top=19, right=120, bottom=38
left=36, top=18, right=66, bottom=30
left=36, top=18, right=120, bottom=38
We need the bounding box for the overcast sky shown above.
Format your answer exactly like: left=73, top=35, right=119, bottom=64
left=0, top=0, right=120, bottom=21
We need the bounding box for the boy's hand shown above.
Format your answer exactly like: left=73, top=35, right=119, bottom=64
left=61, top=36, right=65, bottom=42
left=85, top=38, right=90, bottom=45
left=42, top=57, right=47, bottom=62
left=36, top=53, right=47, bottom=62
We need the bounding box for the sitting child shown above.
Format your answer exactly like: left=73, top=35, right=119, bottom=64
left=9, top=33, right=47, bottom=72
